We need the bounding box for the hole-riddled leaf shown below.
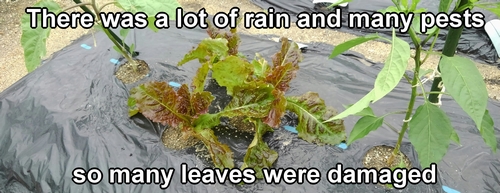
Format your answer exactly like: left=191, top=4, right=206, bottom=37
left=409, top=102, right=454, bottom=168
left=21, top=0, right=62, bottom=72
left=212, top=55, right=253, bottom=95
left=220, top=85, right=275, bottom=118
left=439, top=55, right=488, bottom=131
left=348, top=115, right=384, bottom=145
left=480, top=110, right=497, bottom=153
left=242, top=120, right=278, bottom=179
left=194, top=128, right=234, bottom=169
left=178, top=38, right=229, bottom=66
left=286, top=92, right=347, bottom=145
left=373, top=29, right=411, bottom=102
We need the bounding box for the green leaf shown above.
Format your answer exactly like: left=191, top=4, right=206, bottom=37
left=178, top=38, right=229, bottom=66
left=326, top=0, right=352, bottom=9
left=347, top=115, right=384, bottom=145
left=192, top=62, right=210, bottom=93
left=329, top=34, right=380, bottom=59
left=480, top=110, right=497, bottom=153
left=115, top=0, right=181, bottom=19
left=412, top=15, right=438, bottom=34
left=439, top=0, right=453, bottom=12
left=21, top=0, right=62, bottom=72
left=193, top=128, right=234, bottom=169
left=439, top=56, right=488, bottom=131
left=251, top=53, right=271, bottom=78
left=193, top=113, right=221, bottom=130
left=220, top=85, right=275, bottom=118
left=410, top=0, right=420, bottom=11
left=119, top=28, right=130, bottom=38
left=372, top=28, right=411, bottom=102
left=212, top=55, right=253, bottom=95
left=326, top=91, right=376, bottom=121
left=263, top=90, right=287, bottom=128
left=378, top=6, right=400, bottom=14
left=401, top=0, right=408, bottom=8
left=343, top=104, right=375, bottom=117
left=450, top=129, right=460, bottom=145
left=242, top=119, right=278, bottom=179
left=207, top=21, right=241, bottom=55
left=409, top=102, right=454, bottom=168
left=286, top=92, right=347, bottom=145
left=128, top=97, right=139, bottom=117
left=147, top=17, right=159, bottom=32
left=474, top=3, right=500, bottom=18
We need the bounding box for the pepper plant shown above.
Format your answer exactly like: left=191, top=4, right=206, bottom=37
left=127, top=22, right=347, bottom=177
left=21, top=0, right=181, bottom=72
left=326, top=0, right=499, bottom=168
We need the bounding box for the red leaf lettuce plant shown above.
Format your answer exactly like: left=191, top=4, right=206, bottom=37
left=128, top=23, right=347, bottom=178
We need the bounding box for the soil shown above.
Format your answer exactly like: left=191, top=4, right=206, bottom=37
left=161, top=126, right=200, bottom=150
left=228, top=116, right=256, bottom=133
left=114, top=59, right=150, bottom=84
left=363, top=145, right=412, bottom=171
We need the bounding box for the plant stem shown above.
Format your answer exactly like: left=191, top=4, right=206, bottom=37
left=71, top=0, right=138, bottom=57
left=62, top=2, right=92, bottom=12
left=387, top=25, right=422, bottom=165
left=428, top=0, right=469, bottom=104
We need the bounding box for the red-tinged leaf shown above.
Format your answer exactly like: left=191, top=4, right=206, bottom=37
left=206, top=20, right=240, bottom=55
left=190, top=91, right=214, bottom=117
left=271, top=37, right=303, bottom=68
left=193, top=128, right=234, bottom=169
left=263, top=90, right=287, bottom=128
left=242, top=119, right=278, bottom=179
left=286, top=92, right=347, bottom=145
left=220, top=85, right=275, bottom=118
left=265, top=62, right=299, bottom=92
left=128, top=82, right=191, bottom=127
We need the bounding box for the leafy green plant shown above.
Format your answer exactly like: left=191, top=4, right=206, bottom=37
left=326, top=0, right=498, bottom=169
left=128, top=22, right=346, bottom=177
left=21, top=0, right=181, bottom=72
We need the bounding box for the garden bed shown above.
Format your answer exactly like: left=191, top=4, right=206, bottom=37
left=0, top=25, right=499, bottom=193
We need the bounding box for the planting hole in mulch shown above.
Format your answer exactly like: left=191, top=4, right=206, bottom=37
left=162, top=126, right=200, bottom=150
left=115, top=59, right=150, bottom=84
left=363, top=145, right=412, bottom=171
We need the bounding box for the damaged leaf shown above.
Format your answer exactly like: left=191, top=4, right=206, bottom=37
left=194, top=128, right=234, bottom=169
left=211, top=55, right=254, bottom=95
left=252, top=53, right=271, bottom=78
left=265, top=62, right=299, bottom=92
left=220, top=85, right=275, bottom=118
left=128, top=82, right=213, bottom=127
left=263, top=89, right=287, bottom=128
left=206, top=19, right=240, bottom=55
left=178, top=38, right=229, bottom=66
left=242, top=119, right=278, bottom=179
left=286, top=92, right=347, bottom=145
left=272, top=37, right=303, bottom=68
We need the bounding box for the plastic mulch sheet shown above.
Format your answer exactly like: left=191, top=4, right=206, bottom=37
left=0, top=25, right=499, bottom=193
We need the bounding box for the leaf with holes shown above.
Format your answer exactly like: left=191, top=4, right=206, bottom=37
left=212, top=55, right=254, bottom=95
left=242, top=119, right=278, bottom=179
left=286, top=92, right=346, bottom=145
left=409, top=102, right=454, bottom=168
left=178, top=38, right=229, bottom=66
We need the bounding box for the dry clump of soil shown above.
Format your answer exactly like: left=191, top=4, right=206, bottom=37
left=363, top=145, right=412, bottom=171
left=115, top=59, right=150, bottom=84
left=161, top=126, right=200, bottom=150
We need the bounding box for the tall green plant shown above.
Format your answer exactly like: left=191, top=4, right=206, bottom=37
left=128, top=23, right=346, bottom=177
left=20, top=0, right=181, bottom=72
left=326, top=0, right=499, bottom=168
